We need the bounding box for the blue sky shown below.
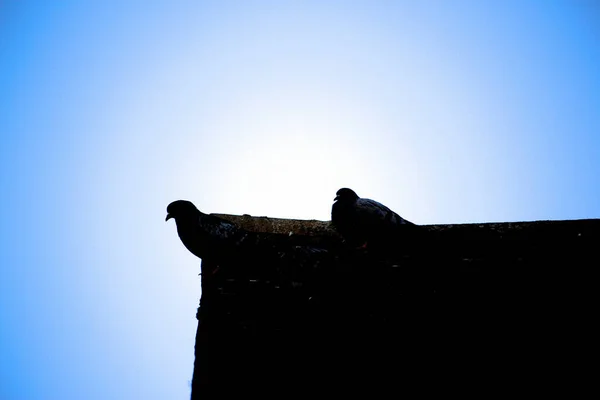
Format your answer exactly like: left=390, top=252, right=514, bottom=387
left=1, top=1, right=599, bottom=398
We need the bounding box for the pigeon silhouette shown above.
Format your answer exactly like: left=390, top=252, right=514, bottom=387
left=166, top=200, right=240, bottom=260
left=331, top=188, right=415, bottom=248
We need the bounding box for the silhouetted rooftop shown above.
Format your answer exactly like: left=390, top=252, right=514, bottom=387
left=185, top=213, right=597, bottom=395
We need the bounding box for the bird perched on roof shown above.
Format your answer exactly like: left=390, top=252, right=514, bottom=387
left=166, top=200, right=240, bottom=260
left=331, top=188, right=416, bottom=248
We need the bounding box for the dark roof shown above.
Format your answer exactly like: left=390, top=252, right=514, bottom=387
left=187, top=214, right=598, bottom=393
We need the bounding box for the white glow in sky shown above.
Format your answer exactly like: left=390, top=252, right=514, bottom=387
left=1, top=2, right=599, bottom=399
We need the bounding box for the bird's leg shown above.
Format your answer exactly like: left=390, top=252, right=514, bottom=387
left=200, top=262, right=221, bottom=277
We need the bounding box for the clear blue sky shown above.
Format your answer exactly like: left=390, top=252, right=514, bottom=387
left=1, top=1, right=598, bottom=398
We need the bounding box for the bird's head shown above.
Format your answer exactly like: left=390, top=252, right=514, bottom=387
left=165, top=200, right=199, bottom=222
left=334, top=188, right=359, bottom=202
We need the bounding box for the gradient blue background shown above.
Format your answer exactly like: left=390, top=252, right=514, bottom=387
left=1, top=1, right=599, bottom=399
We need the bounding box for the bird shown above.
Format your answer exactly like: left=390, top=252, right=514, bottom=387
left=331, top=188, right=415, bottom=248
left=166, top=200, right=240, bottom=260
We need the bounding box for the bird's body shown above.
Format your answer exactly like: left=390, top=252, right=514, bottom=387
left=166, top=200, right=239, bottom=260
left=331, top=188, right=415, bottom=247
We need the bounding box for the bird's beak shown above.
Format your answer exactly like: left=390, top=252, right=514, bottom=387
left=334, top=195, right=340, bottom=201
left=165, top=213, right=173, bottom=222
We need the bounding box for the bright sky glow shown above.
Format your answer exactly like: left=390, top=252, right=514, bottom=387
left=1, top=1, right=599, bottom=399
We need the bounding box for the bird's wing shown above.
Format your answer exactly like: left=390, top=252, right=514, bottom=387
left=356, top=198, right=414, bottom=228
